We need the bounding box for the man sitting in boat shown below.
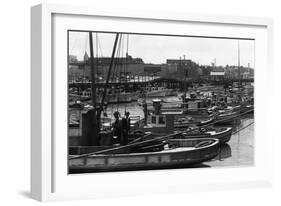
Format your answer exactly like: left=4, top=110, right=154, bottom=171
left=121, top=112, right=131, bottom=145
left=112, top=111, right=122, bottom=144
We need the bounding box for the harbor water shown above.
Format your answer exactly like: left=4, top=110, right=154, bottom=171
left=202, top=116, right=254, bottom=168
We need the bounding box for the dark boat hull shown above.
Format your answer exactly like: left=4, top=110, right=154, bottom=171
left=135, top=127, right=232, bottom=145
left=181, top=127, right=233, bottom=144
left=69, top=138, right=219, bottom=173
left=215, top=112, right=240, bottom=125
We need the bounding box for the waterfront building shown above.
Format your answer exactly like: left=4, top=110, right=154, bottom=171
left=210, top=67, right=225, bottom=81
left=166, top=58, right=200, bottom=80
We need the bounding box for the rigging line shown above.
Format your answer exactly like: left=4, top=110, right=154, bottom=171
left=112, top=34, right=122, bottom=83
left=79, top=33, right=88, bottom=101
left=100, top=33, right=119, bottom=122
left=114, top=39, right=120, bottom=111
left=124, top=34, right=129, bottom=113
left=121, top=34, right=125, bottom=81
left=117, top=35, right=123, bottom=82
left=96, top=32, right=105, bottom=125
left=96, top=35, right=105, bottom=80
left=116, top=34, right=123, bottom=112
left=95, top=33, right=98, bottom=58
left=95, top=33, right=98, bottom=84
left=84, top=33, right=88, bottom=55
left=109, top=34, right=122, bottom=112
left=121, top=34, right=126, bottom=94
left=111, top=35, right=119, bottom=84
left=118, top=38, right=123, bottom=87
left=98, top=38, right=103, bottom=57
left=95, top=33, right=101, bottom=109
left=121, top=35, right=126, bottom=115
left=109, top=35, right=122, bottom=119
left=232, top=121, right=254, bottom=135
left=120, top=34, right=126, bottom=111
left=119, top=34, right=124, bottom=83
left=83, top=34, right=89, bottom=83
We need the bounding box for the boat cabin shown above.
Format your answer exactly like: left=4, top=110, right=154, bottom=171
left=142, top=99, right=180, bottom=133
left=182, top=96, right=207, bottom=112
left=144, top=112, right=178, bottom=133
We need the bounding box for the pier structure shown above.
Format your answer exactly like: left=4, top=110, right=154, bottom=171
left=68, top=77, right=254, bottom=93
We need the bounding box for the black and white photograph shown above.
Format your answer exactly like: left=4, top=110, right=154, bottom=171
left=68, top=31, right=254, bottom=174
left=1, top=0, right=279, bottom=204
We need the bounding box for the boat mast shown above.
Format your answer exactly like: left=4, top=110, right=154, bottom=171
left=100, top=33, right=119, bottom=108
left=184, top=55, right=188, bottom=95
left=89, top=32, right=97, bottom=108
left=87, top=31, right=101, bottom=144
left=238, top=41, right=241, bottom=88
left=125, top=34, right=129, bottom=113
left=88, top=32, right=119, bottom=134
left=81, top=32, right=119, bottom=146
left=96, top=33, right=120, bottom=128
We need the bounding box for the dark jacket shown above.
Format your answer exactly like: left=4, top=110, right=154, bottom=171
left=122, top=117, right=131, bottom=132
left=112, top=119, right=122, bottom=137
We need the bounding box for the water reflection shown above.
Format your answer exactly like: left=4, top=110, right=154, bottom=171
left=202, top=116, right=254, bottom=168
left=216, top=144, right=232, bottom=160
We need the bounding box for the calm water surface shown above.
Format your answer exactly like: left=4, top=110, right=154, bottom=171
left=205, top=117, right=254, bottom=168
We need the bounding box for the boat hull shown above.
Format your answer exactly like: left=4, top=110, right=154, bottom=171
left=173, top=117, right=215, bottom=129
left=182, top=127, right=233, bottom=144
left=215, top=112, right=240, bottom=125
left=139, top=127, right=232, bottom=144
left=69, top=138, right=219, bottom=173
left=145, top=89, right=177, bottom=97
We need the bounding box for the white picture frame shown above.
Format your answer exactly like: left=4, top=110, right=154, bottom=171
left=31, top=3, right=274, bottom=202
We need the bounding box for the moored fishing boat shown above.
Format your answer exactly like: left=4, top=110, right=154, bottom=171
left=132, top=126, right=232, bottom=144
left=215, top=111, right=240, bottom=124
left=142, top=99, right=215, bottom=130
left=239, top=104, right=254, bottom=114
left=181, top=127, right=232, bottom=144
left=197, top=116, right=215, bottom=126
left=214, top=106, right=253, bottom=125
left=69, top=138, right=220, bottom=173
left=173, top=115, right=215, bottom=128
left=144, top=87, right=177, bottom=97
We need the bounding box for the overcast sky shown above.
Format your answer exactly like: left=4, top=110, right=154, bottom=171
left=69, top=31, right=255, bottom=68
